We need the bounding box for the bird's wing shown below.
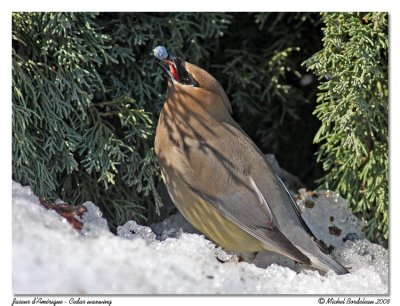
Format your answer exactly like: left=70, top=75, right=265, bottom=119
left=180, top=122, right=311, bottom=264
left=188, top=175, right=311, bottom=264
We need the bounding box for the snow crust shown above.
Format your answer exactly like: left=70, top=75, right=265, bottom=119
left=12, top=181, right=388, bottom=294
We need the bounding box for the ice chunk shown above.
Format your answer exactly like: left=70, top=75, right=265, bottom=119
left=117, top=220, right=156, bottom=244
left=78, top=201, right=110, bottom=237
left=296, top=189, right=365, bottom=248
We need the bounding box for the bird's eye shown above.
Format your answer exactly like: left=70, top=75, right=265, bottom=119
left=179, top=73, right=198, bottom=87
left=175, top=58, right=199, bottom=87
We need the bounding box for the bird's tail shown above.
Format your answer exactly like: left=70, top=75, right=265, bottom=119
left=297, top=246, right=349, bottom=275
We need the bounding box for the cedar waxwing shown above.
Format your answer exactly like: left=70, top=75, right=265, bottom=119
left=153, top=46, right=349, bottom=275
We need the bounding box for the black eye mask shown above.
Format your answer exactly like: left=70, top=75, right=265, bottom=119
left=175, top=57, right=199, bottom=87
left=154, top=46, right=199, bottom=87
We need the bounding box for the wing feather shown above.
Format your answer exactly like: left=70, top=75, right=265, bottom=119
left=187, top=176, right=311, bottom=264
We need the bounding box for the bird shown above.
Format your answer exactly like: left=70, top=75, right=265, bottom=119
left=153, top=46, right=349, bottom=275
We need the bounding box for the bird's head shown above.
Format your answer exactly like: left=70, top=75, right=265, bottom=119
left=154, top=46, right=232, bottom=115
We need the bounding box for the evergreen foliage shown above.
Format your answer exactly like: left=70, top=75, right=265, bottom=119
left=12, top=12, right=162, bottom=226
left=12, top=12, right=388, bottom=242
left=304, top=12, right=388, bottom=241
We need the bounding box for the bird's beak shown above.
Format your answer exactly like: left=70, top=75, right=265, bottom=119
left=158, top=55, right=180, bottom=83
left=157, top=61, right=175, bottom=82
left=157, top=53, right=199, bottom=87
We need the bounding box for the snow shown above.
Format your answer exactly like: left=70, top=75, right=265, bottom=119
left=12, top=181, right=388, bottom=294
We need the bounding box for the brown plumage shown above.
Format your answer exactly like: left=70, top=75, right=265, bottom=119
left=154, top=51, right=349, bottom=275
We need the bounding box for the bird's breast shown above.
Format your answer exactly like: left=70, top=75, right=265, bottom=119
left=154, top=93, right=263, bottom=252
